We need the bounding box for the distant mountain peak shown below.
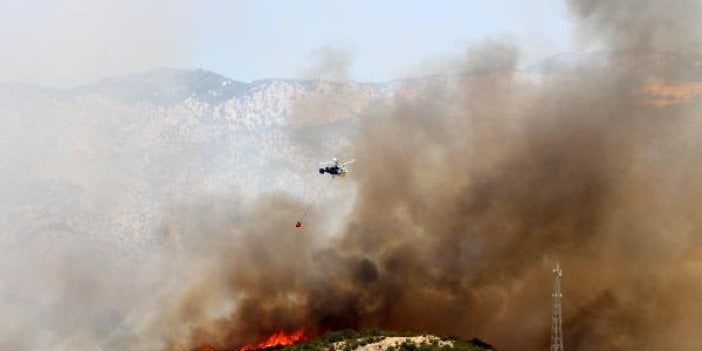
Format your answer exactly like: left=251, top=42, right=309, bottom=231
left=76, top=67, right=250, bottom=105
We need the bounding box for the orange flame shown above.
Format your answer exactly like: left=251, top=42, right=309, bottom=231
left=239, top=329, right=309, bottom=351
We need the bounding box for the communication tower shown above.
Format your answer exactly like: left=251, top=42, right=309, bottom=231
left=550, top=262, right=563, bottom=351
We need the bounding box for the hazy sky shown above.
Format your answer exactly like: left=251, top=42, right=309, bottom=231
left=0, top=0, right=574, bottom=87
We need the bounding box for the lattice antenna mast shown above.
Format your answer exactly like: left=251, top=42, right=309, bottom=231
left=550, top=262, right=564, bottom=351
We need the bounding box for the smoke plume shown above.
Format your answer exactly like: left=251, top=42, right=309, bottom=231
left=152, top=1, right=702, bottom=351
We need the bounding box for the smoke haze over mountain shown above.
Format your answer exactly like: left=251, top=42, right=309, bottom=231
left=3, top=1, right=702, bottom=350
left=150, top=1, right=702, bottom=350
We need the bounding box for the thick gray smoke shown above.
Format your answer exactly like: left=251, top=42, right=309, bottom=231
left=4, top=0, right=702, bottom=350
left=154, top=1, right=702, bottom=351
left=568, top=0, right=702, bottom=53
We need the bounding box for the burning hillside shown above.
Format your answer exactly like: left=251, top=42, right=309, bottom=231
left=239, top=329, right=311, bottom=351
left=197, top=329, right=311, bottom=351
left=197, top=329, right=494, bottom=351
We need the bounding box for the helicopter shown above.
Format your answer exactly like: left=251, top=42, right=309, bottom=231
left=318, top=158, right=354, bottom=177
left=295, top=158, right=354, bottom=228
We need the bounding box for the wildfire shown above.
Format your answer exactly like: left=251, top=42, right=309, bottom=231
left=634, top=81, right=702, bottom=107
left=239, top=329, right=309, bottom=351
left=197, top=328, right=310, bottom=351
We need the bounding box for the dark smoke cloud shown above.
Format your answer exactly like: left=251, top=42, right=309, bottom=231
left=156, top=1, right=702, bottom=350
left=567, top=0, right=702, bottom=54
